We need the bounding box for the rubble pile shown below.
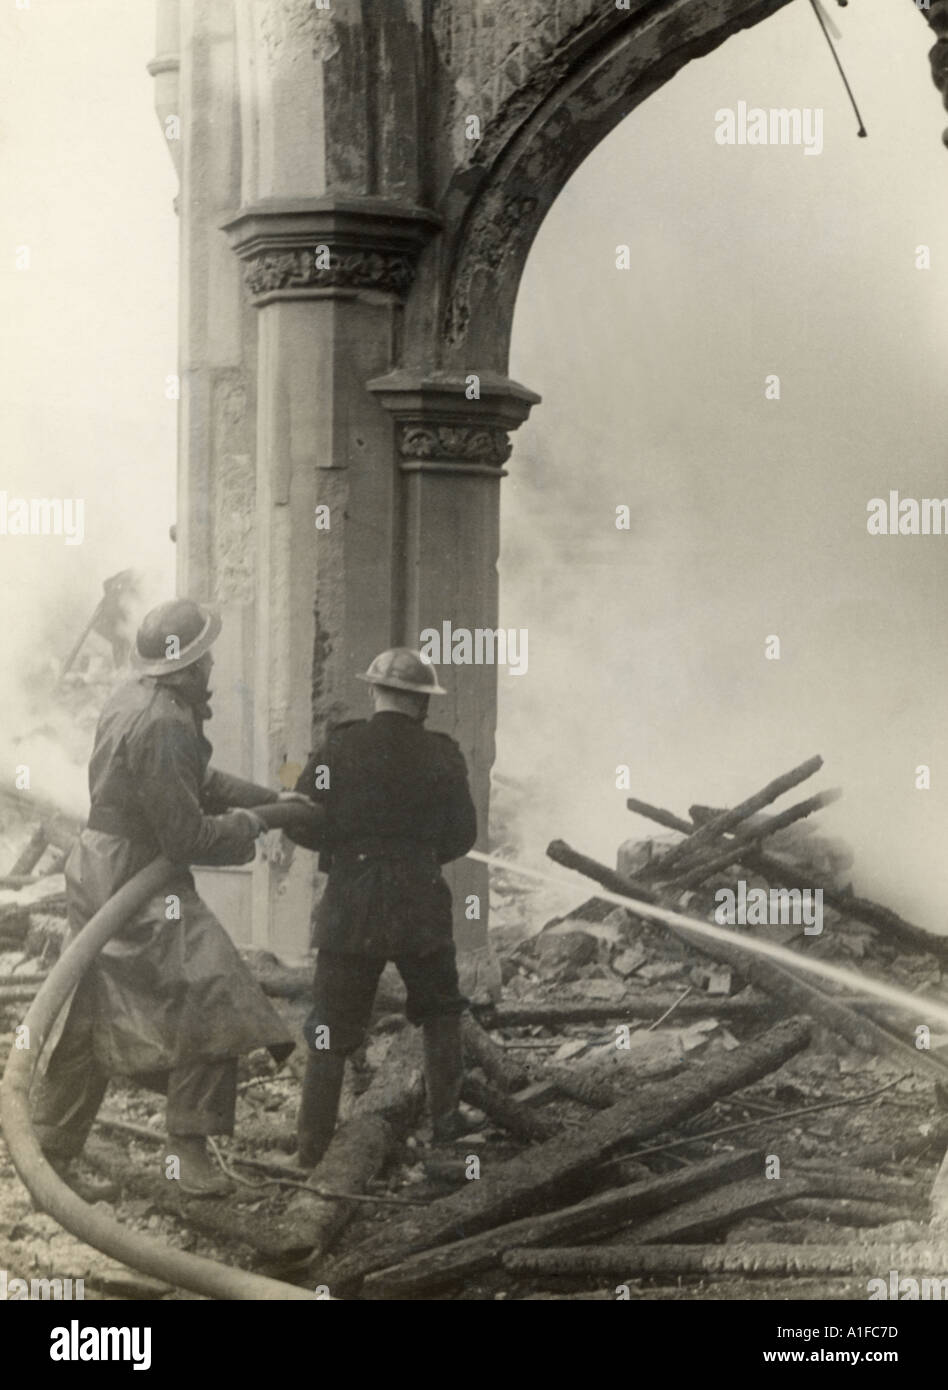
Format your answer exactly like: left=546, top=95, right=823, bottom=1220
left=420, top=753, right=948, bottom=1299
left=2, top=753, right=948, bottom=1300
left=314, top=753, right=948, bottom=1299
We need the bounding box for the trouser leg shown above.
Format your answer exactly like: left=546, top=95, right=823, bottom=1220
left=32, top=983, right=109, bottom=1160
left=420, top=1016, right=464, bottom=1142
left=165, top=1057, right=238, bottom=1137
left=297, top=951, right=384, bottom=1167
left=32, top=1061, right=109, bottom=1161
left=297, top=1052, right=347, bottom=1169
left=396, top=948, right=468, bottom=1142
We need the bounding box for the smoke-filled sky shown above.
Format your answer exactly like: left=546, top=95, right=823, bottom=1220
left=0, top=1, right=176, bottom=810
left=501, top=0, right=948, bottom=930
left=1, top=1, right=946, bottom=928
left=0, top=1, right=178, bottom=678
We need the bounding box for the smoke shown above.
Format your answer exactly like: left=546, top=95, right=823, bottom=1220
left=0, top=562, right=174, bottom=825
left=499, top=0, right=948, bottom=933
left=0, top=2, right=177, bottom=844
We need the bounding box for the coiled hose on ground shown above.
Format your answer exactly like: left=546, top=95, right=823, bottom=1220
left=0, top=801, right=325, bottom=1301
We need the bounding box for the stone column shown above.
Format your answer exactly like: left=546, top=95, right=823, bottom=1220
left=222, top=200, right=439, bottom=956
left=156, top=2, right=261, bottom=945
left=367, top=373, right=539, bottom=988
left=205, top=0, right=545, bottom=967
left=212, top=0, right=447, bottom=955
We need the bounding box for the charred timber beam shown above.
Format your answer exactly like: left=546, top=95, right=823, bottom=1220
left=627, top=796, right=948, bottom=962
left=272, top=1115, right=395, bottom=1262
left=626, top=798, right=694, bottom=835
left=360, top=1147, right=766, bottom=1299
left=460, top=1011, right=529, bottom=1092
left=325, top=1017, right=812, bottom=1292
left=542, top=1066, right=621, bottom=1110
left=461, top=1074, right=557, bottom=1143
left=667, top=789, right=842, bottom=890
left=546, top=840, right=658, bottom=905
left=547, top=840, right=948, bottom=1089
left=480, top=992, right=771, bottom=1029
left=502, top=1242, right=948, bottom=1280
left=647, top=756, right=823, bottom=879
left=691, top=805, right=948, bottom=961
left=0, top=985, right=42, bottom=1005
left=796, top=1165, right=929, bottom=1208
left=627, top=1174, right=814, bottom=1242
left=9, top=827, right=48, bottom=878
left=776, top=1197, right=923, bottom=1226
left=0, top=974, right=45, bottom=989
left=267, top=1029, right=427, bottom=1261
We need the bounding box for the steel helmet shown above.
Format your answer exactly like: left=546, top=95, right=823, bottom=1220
left=130, top=598, right=222, bottom=675
left=356, top=647, right=447, bottom=696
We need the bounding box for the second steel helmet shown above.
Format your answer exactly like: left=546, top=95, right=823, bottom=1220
left=130, top=598, right=222, bottom=676
left=356, top=647, right=447, bottom=696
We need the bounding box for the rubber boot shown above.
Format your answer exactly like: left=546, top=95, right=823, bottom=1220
left=422, top=1014, right=465, bottom=1145
left=296, top=1051, right=346, bottom=1170
left=168, top=1134, right=233, bottom=1198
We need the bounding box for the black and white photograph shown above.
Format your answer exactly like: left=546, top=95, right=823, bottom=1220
left=2, top=0, right=948, bottom=1344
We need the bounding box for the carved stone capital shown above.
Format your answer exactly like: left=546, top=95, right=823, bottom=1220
left=222, top=198, right=440, bottom=306
left=400, top=424, right=514, bottom=468
left=368, top=372, right=540, bottom=477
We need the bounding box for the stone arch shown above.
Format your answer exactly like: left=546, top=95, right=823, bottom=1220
left=422, top=0, right=797, bottom=373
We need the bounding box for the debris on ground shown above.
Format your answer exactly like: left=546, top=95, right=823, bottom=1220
left=2, top=752, right=948, bottom=1301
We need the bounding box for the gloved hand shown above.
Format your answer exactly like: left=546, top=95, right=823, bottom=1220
left=234, top=808, right=269, bottom=838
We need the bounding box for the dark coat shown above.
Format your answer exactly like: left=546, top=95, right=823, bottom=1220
left=51, top=675, right=293, bottom=1076
left=294, top=711, right=477, bottom=957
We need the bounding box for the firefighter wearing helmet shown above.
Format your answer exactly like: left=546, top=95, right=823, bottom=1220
left=287, top=647, right=478, bottom=1164
left=30, top=598, right=311, bottom=1198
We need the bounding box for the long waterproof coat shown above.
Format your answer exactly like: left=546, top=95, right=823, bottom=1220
left=53, top=675, right=293, bottom=1076
left=292, top=711, right=478, bottom=957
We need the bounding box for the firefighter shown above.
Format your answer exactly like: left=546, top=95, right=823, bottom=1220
left=288, top=648, right=478, bottom=1167
left=31, top=599, right=304, bottom=1198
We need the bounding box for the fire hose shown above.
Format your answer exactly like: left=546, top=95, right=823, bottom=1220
left=0, top=799, right=325, bottom=1301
